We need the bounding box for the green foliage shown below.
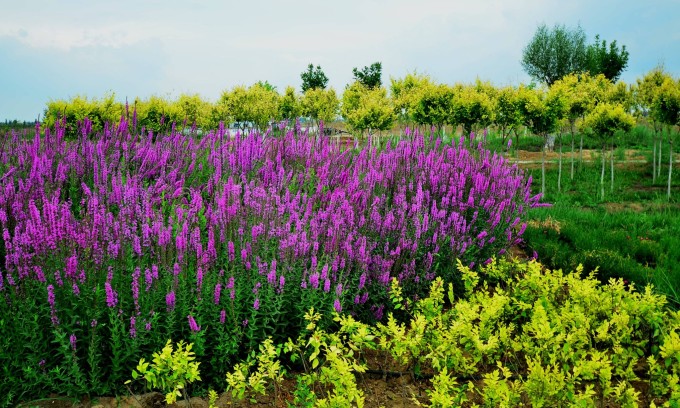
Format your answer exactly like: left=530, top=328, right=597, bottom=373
left=301, top=87, right=339, bottom=126
left=492, top=86, right=523, bottom=143
left=301, top=64, right=329, bottom=93
left=635, top=67, right=673, bottom=119
left=225, top=338, right=285, bottom=402
left=376, top=258, right=678, bottom=406
left=586, top=34, right=630, bottom=82
left=390, top=71, right=434, bottom=125
left=341, top=82, right=395, bottom=134
left=452, top=85, right=495, bottom=135
left=412, top=83, right=455, bottom=130
left=279, top=86, right=302, bottom=121
left=521, top=23, right=588, bottom=86
left=225, top=308, right=375, bottom=407
left=125, top=340, right=201, bottom=404
left=352, top=62, right=383, bottom=89
left=652, top=78, right=680, bottom=127
left=220, top=83, right=280, bottom=130
left=583, top=103, right=636, bottom=143
left=43, top=93, right=124, bottom=137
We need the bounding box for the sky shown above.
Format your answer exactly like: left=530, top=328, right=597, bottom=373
left=1, top=0, right=679, bottom=121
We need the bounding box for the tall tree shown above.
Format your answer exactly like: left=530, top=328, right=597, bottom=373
left=352, top=62, right=382, bottom=89
left=518, top=87, right=567, bottom=196
left=586, top=35, right=629, bottom=82
left=521, top=23, right=587, bottom=86
left=636, top=67, right=673, bottom=183
left=300, top=64, right=329, bottom=93
left=651, top=78, right=680, bottom=200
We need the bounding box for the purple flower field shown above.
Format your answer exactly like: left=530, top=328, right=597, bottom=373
left=0, top=117, right=542, bottom=396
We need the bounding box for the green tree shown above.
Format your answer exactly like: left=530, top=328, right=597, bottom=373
left=586, top=35, right=629, bottom=82
left=390, top=72, right=433, bottom=129
left=352, top=62, right=382, bottom=89
left=341, top=82, right=394, bottom=137
left=412, top=84, right=455, bottom=132
left=492, top=86, right=523, bottom=154
left=175, top=93, right=210, bottom=130
left=451, top=84, right=494, bottom=137
left=220, top=83, right=280, bottom=132
left=301, top=87, right=339, bottom=129
left=521, top=23, right=587, bottom=86
left=519, top=87, right=567, bottom=196
left=279, top=86, right=302, bottom=122
left=636, top=67, right=673, bottom=183
left=301, top=64, right=329, bottom=92
left=651, top=78, right=680, bottom=199
left=583, top=103, right=636, bottom=200
left=551, top=73, right=597, bottom=180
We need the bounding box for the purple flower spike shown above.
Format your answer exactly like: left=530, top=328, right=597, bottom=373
left=188, top=315, right=201, bottom=332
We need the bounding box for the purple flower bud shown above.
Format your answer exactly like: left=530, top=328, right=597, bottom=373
left=69, top=334, right=77, bottom=351
left=253, top=298, right=260, bottom=310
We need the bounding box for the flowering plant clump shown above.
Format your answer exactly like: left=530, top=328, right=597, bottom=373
left=0, top=117, right=541, bottom=399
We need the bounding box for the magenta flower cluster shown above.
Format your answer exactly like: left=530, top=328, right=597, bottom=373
left=0, top=119, right=540, bottom=339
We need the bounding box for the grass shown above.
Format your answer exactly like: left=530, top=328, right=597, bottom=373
left=501, top=125, right=680, bottom=307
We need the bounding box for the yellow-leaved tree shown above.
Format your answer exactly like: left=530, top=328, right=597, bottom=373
left=220, top=83, right=280, bottom=132
left=300, top=87, right=339, bottom=130
left=451, top=84, right=495, bottom=138
left=341, top=82, right=395, bottom=139
left=390, top=72, right=434, bottom=131
left=518, top=86, right=567, bottom=196
left=583, top=103, right=636, bottom=200
left=651, top=77, right=680, bottom=200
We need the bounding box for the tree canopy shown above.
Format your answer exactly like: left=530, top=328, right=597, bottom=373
left=586, top=35, right=629, bottom=82
left=301, top=64, right=329, bottom=93
left=352, top=62, right=383, bottom=89
left=522, top=24, right=588, bottom=86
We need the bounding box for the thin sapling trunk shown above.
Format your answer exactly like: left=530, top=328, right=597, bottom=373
left=558, top=132, right=563, bottom=193
left=570, top=120, right=576, bottom=180
left=600, top=145, right=606, bottom=201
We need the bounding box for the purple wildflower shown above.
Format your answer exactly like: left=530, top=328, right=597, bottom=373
left=69, top=334, right=77, bottom=351
left=334, top=298, right=342, bottom=313
left=188, top=315, right=200, bottom=332
left=253, top=298, right=260, bottom=310
left=214, top=283, right=222, bottom=304
left=220, top=309, right=226, bottom=324
left=105, top=282, right=118, bottom=308
left=309, top=273, right=319, bottom=289
left=130, top=316, right=137, bottom=338
left=166, top=291, right=176, bottom=311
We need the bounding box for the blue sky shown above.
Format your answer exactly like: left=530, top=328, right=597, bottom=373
left=1, top=0, right=678, bottom=121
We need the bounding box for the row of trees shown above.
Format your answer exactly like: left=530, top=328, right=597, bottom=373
left=40, top=68, right=679, bottom=199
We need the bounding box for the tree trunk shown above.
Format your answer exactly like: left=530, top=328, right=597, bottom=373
left=558, top=133, right=563, bottom=193
left=570, top=121, right=575, bottom=180
left=653, top=132, right=657, bottom=183
left=579, top=132, right=584, bottom=169
left=658, top=132, right=663, bottom=179
left=610, top=143, right=615, bottom=193
left=542, top=137, right=546, bottom=197
left=600, top=145, right=606, bottom=201
left=668, top=137, right=673, bottom=200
